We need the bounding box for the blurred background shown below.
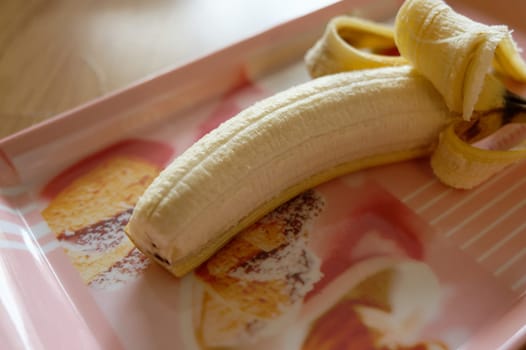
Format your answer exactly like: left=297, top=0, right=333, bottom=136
left=0, top=0, right=341, bottom=139
left=0, top=0, right=524, bottom=139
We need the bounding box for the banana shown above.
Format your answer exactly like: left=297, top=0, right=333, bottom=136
left=126, top=0, right=526, bottom=277
left=127, top=66, right=452, bottom=276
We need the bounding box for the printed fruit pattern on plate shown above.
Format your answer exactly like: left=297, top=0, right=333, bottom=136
left=39, top=138, right=515, bottom=349
left=41, top=139, right=174, bottom=289
left=177, top=177, right=498, bottom=350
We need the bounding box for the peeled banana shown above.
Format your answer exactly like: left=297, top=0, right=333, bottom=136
left=126, top=0, right=526, bottom=277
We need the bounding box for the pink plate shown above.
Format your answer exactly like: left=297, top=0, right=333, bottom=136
left=0, top=0, right=525, bottom=349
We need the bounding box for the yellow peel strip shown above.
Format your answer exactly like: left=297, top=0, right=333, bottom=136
left=305, top=16, right=407, bottom=78
left=431, top=122, right=526, bottom=189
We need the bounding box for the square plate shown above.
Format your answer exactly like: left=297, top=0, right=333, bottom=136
left=0, top=1, right=525, bottom=349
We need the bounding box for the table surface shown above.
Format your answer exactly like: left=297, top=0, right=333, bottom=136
left=0, top=0, right=338, bottom=139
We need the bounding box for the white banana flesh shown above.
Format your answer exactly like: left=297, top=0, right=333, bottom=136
left=126, top=0, right=526, bottom=277
left=127, top=66, right=453, bottom=276
left=395, top=0, right=526, bottom=120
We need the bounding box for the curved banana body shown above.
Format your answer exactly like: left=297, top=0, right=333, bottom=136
left=127, top=0, right=526, bottom=277
left=127, top=66, right=453, bottom=276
